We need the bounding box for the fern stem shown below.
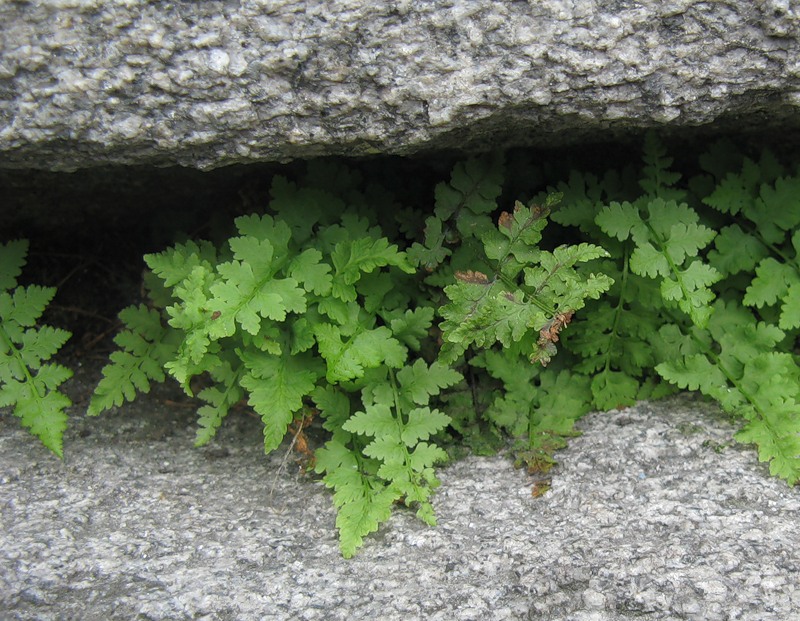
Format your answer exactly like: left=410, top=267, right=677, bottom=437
left=682, top=327, right=778, bottom=436
left=448, top=152, right=503, bottom=230
left=387, top=368, right=405, bottom=427
left=643, top=220, right=699, bottom=320
left=495, top=271, right=555, bottom=316
left=386, top=368, right=429, bottom=502
left=490, top=204, right=556, bottom=316
left=603, top=245, right=631, bottom=374
left=738, top=220, right=796, bottom=267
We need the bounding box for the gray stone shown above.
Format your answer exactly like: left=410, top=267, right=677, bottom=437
left=1, top=0, right=799, bottom=171
left=2, top=374, right=799, bottom=620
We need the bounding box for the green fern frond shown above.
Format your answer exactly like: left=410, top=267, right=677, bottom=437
left=596, top=196, right=720, bottom=327
left=655, top=300, right=800, bottom=484
left=440, top=199, right=612, bottom=364
left=0, top=240, right=72, bottom=457
left=88, top=305, right=180, bottom=416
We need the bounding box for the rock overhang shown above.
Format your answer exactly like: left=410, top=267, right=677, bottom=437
left=1, top=0, right=799, bottom=172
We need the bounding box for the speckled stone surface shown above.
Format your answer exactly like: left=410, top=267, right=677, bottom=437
left=2, top=388, right=799, bottom=620
left=1, top=0, right=799, bottom=170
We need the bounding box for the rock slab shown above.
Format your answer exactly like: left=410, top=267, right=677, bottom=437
left=2, top=390, right=799, bottom=620
left=2, top=0, right=799, bottom=170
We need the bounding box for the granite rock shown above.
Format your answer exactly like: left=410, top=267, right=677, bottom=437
left=2, top=387, right=799, bottom=620
left=1, top=0, right=799, bottom=171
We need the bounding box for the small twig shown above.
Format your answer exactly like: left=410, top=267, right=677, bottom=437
left=53, top=261, right=92, bottom=291
left=268, top=423, right=304, bottom=500
left=49, top=304, right=117, bottom=325
left=268, top=411, right=317, bottom=500
left=80, top=321, right=124, bottom=351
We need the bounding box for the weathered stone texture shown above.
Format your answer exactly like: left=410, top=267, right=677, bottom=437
left=1, top=0, right=799, bottom=171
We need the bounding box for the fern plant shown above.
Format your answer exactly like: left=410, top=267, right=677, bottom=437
left=86, top=164, right=457, bottom=556
left=438, top=195, right=612, bottom=365
left=7, top=133, right=795, bottom=557
left=85, top=155, right=611, bottom=556
left=314, top=359, right=462, bottom=557
left=537, top=134, right=800, bottom=484
left=0, top=240, right=72, bottom=457
left=655, top=300, right=800, bottom=483
left=404, top=154, right=612, bottom=472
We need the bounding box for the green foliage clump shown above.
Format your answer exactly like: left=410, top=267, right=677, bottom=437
left=406, top=156, right=612, bottom=472
left=84, top=163, right=457, bottom=557
left=83, top=157, right=607, bottom=557
left=5, top=133, right=800, bottom=557
left=534, top=134, right=800, bottom=484
left=0, top=240, right=72, bottom=457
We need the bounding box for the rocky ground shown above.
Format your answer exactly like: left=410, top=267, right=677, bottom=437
left=2, top=368, right=799, bottom=621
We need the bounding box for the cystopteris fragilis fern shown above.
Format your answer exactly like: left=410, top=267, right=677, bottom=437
left=655, top=300, right=800, bottom=484
left=471, top=346, right=592, bottom=473
left=595, top=196, right=720, bottom=329
left=81, top=140, right=800, bottom=560
left=88, top=304, right=182, bottom=417
left=592, top=133, right=721, bottom=330
left=428, top=187, right=612, bottom=473
left=439, top=195, right=613, bottom=365
left=407, top=152, right=505, bottom=278
left=682, top=149, right=800, bottom=484
left=0, top=239, right=72, bottom=457
left=314, top=360, right=461, bottom=558
left=703, top=152, right=800, bottom=332
left=89, top=166, right=462, bottom=557
left=542, top=135, right=693, bottom=410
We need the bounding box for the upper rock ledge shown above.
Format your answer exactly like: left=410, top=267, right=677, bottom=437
left=1, top=0, right=799, bottom=171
